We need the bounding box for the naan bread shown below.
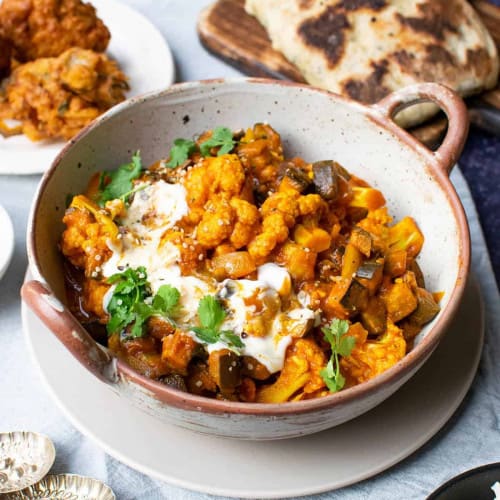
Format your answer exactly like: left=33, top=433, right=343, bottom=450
left=245, top=0, right=499, bottom=127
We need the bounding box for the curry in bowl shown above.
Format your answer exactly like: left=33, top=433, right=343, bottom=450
left=61, top=123, right=440, bottom=403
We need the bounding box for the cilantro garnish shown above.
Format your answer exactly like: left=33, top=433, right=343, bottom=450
left=165, top=127, right=236, bottom=167
left=106, top=267, right=181, bottom=338
left=151, top=284, right=181, bottom=316
left=166, top=138, right=197, bottom=168
left=106, top=266, right=150, bottom=337
left=192, top=295, right=244, bottom=350
left=319, top=319, right=355, bottom=393
left=199, top=127, right=235, bottom=157
left=98, top=151, right=143, bottom=206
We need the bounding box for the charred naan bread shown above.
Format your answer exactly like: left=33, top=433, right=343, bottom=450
left=245, top=0, right=499, bottom=126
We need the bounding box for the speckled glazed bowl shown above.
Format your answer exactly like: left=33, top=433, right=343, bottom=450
left=22, top=79, right=470, bottom=440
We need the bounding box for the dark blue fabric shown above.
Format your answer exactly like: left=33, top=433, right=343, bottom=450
left=460, top=129, right=500, bottom=284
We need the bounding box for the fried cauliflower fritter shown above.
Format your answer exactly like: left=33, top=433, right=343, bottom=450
left=0, top=33, right=12, bottom=80
left=0, top=0, right=110, bottom=62
left=0, top=47, right=128, bottom=141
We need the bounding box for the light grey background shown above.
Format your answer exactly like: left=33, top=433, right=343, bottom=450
left=1, top=1, right=500, bottom=499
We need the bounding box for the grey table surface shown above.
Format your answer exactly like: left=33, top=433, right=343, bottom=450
left=1, top=1, right=500, bottom=499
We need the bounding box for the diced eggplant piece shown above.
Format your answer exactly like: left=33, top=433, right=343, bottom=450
left=340, top=279, right=369, bottom=313
left=384, top=250, right=407, bottom=278
left=400, top=320, right=422, bottom=343
left=346, top=206, right=369, bottom=224
left=360, top=296, right=387, bottom=335
left=357, top=258, right=384, bottom=295
left=409, top=260, right=426, bottom=288
left=407, top=288, right=440, bottom=327
left=356, top=261, right=381, bottom=280
left=208, top=349, right=241, bottom=392
left=241, top=356, right=271, bottom=380
left=186, top=361, right=217, bottom=396
left=350, top=226, right=372, bottom=257
left=278, top=162, right=311, bottom=192
left=161, top=374, right=187, bottom=392
left=312, top=160, right=339, bottom=200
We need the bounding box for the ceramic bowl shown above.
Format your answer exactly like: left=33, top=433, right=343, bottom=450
left=22, top=79, right=470, bottom=440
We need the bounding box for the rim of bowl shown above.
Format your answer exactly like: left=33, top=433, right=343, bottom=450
left=27, top=77, right=471, bottom=416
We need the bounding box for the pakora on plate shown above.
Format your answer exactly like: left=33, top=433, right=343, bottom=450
left=0, top=47, right=128, bottom=141
left=0, top=0, right=110, bottom=62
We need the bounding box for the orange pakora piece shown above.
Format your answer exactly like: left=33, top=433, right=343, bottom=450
left=0, top=0, right=110, bottom=62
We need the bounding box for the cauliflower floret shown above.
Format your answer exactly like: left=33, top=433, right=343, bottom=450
left=196, top=197, right=235, bottom=248
left=261, top=191, right=300, bottom=227
left=341, top=321, right=406, bottom=385
left=183, top=163, right=212, bottom=209
left=61, top=206, right=111, bottom=277
left=213, top=155, right=246, bottom=197
left=298, top=193, right=327, bottom=217
left=357, top=207, right=393, bottom=252
left=247, top=212, right=289, bottom=261
left=229, top=198, right=259, bottom=249
left=256, top=338, right=327, bottom=403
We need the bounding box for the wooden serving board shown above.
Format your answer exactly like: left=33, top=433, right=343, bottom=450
left=198, top=0, right=500, bottom=148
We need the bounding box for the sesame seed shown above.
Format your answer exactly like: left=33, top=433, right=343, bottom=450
left=182, top=242, right=188, bottom=249
left=195, top=380, right=203, bottom=388
left=231, top=361, right=237, bottom=367
left=94, top=254, right=102, bottom=261
left=198, top=254, right=204, bottom=261
left=116, top=299, right=123, bottom=305
left=217, top=220, right=223, bottom=226
left=247, top=363, right=254, bottom=370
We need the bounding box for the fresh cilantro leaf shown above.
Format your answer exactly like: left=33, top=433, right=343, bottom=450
left=199, top=127, right=235, bottom=157
left=338, top=335, right=356, bottom=357
left=319, top=318, right=354, bottom=393
left=166, top=138, right=197, bottom=168
left=106, top=270, right=182, bottom=339
left=198, top=295, right=226, bottom=330
left=192, top=295, right=244, bottom=351
left=152, top=284, right=181, bottom=316
left=99, top=152, right=143, bottom=205
left=106, top=266, right=150, bottom=337
left=220, top=330, right=245, bottom=349
left=191, top=326, right=219, bottom=344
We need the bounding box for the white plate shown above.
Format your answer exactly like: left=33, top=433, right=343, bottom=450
left=22, top=276, right=483, bottom=499
left=0, top=0, right=175, bottom=175
left=0, top=203, right=14, bottom=280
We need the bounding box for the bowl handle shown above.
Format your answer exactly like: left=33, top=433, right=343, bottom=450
left=373, top=83, right=469, bottom=176
left=21, top=280, right=117, bottom=384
